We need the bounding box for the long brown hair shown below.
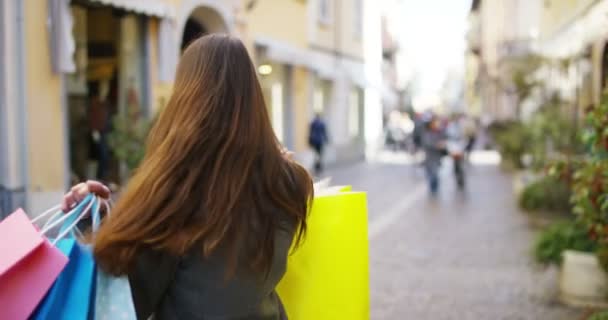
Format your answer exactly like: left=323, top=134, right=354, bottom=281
left=93, top=34, right=313, bottom=276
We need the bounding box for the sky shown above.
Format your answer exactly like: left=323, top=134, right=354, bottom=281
left=385, top=0, right=472, bottom=107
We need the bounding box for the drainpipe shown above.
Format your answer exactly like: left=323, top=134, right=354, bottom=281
left=16, top=0, right=30, bottom=211
left=0, top=0, right=29, bottom=216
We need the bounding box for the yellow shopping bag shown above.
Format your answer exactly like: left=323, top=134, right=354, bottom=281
left=277, top=189, right=369, bottom=320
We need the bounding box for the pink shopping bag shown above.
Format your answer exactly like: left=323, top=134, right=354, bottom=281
left=0, top=209, right=69, bottom=320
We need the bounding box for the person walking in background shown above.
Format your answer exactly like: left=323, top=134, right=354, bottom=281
left=309, top=113, right=329, bottom=174
left=88, top=81, right=111, bottom=181
left=61, top=34, right=312, bottom=320
left=422, top=115, right=447, bottom=196
left=446, top=114, right=467, bottom=189
left=463, top=115, right=478, bottom=161
left=412, top=112, right=424, bottom=153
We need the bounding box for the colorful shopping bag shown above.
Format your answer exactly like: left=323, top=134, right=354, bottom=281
left=90, top=198, right=138, bottom=320
left=31, top=194, right=98, bottom=320
left=276, top=190, right=370, bottom=320
left=95, top=273, right=137, bottom=320
left=0, top=209, right=69, bottom=320
left=31, top=239, right=97, bottom=320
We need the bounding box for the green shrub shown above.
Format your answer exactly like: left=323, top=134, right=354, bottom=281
left=519, top=175, right=572, bottom=213
left=589, top=311, right=608, bottom=320
left=489, top=120, right=529, bottom=169
left=533, top=221, right=597, bottom=265
left=569, top=94, right=608, bottom=272
left=489, top=101, right=583, bottom=171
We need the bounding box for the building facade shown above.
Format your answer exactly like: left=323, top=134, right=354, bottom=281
left=0, top=0, right=373, bottom=217
left=537, top=0, right=605, bottom=112
left=0, top=0, right=241, bottom=217
left=466, top=0, right=542, bottom=120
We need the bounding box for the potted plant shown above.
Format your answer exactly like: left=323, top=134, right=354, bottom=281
left=555, top=95, right=608, bottom=308
left=107, top=87, right=153, bottom=184
left=519, top=175, right=572, bottom=227
left=534, top=221, right=598, bottom=266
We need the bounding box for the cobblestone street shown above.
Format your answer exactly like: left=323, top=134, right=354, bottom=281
left=324, top=153, right=585, bottom=320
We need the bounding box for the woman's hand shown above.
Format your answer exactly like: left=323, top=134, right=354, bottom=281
left=62, top=180, right=111, bottom=212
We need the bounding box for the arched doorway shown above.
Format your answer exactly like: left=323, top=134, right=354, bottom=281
left=180, top=6, right=229, bottom=50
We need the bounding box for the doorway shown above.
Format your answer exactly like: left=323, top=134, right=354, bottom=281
left=67, top=4, right=148, bottom=185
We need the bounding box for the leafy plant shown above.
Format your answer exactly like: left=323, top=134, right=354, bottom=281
left=533, top=221, right=598, bottom=266
left=569, top=93, right=608, bottom=271
left=107, top=113, right=151, bottom=173
left=519, top=175, right=571, bottom=213
left=507, top=54, right=544, bottom=116
left=526, top=100, right=583, bottom=170
left=589, top=311, right=608, bottom=320
left=489, top=120, right=530, bottom=169
left=107, top=87, right=153, bottom=178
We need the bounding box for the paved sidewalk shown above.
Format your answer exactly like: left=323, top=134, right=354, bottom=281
left=324, top=157, right=584, bottom=320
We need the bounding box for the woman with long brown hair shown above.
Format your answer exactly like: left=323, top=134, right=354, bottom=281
left=63, top=34, right=313, bottom=320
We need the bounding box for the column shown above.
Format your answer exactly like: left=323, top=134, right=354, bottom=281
left=0, top=0, right=27, bottom=218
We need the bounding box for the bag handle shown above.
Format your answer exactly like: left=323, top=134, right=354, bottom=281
left=91, top=196, right=111, bottom=234
left=49, top=196, right=98, bottom=245
left=38, top=194, right=95, bottom=235
left=31, top=204, right=62, bottom=225
left=36, top=193, right=95, bottom=232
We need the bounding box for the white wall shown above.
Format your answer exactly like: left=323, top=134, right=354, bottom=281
left=363, top=0, right=383, bottom=159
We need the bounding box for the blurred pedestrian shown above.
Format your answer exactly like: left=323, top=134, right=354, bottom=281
left=412, top=113, right=424, bottom=153
left=446, top=115, right=467, bottom=189
left=61, top=34, right=312, bottom=320
left=422, top=116, right=447, bottom=195
left=88, top=80, right=111, bottom=181
left=463, top=115, right=478, bottom=160
left=309, top=113, right=329, bottom=174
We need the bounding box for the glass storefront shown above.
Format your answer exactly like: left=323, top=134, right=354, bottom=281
left=66, top=4, right=149, bottom=185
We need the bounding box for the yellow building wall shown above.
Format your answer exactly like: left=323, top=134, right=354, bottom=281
left=245, top=0, right=308, bottom=47
left=338, top=0, right=363, bottom=60
left=245, top=0, right=312, bottom=153
left=311, top=0, right=363, bottom=60
left=24, top=0, right=66, bottom=191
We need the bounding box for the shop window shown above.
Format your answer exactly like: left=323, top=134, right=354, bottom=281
left=314, top=79, right=333, bottom=115
left=313, top=89, right=324, bottom=113
left=271, top=83, right=284, bottom=142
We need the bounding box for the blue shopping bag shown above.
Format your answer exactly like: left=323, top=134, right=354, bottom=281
left=31, top=239, right=96, bottom=320
left=31, top=195, right=97, bottom=320
left=90, top=197, right=137, bottom=320
left=95, top=273, right=137, bottom=320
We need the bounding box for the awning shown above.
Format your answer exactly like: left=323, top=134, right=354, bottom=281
left=88, top=0, right=175, bottom=18
left=255, top=36, right=313, bottom=69
left=254, top=36, right=367, bottom=86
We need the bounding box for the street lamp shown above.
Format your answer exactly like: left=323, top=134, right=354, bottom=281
left=258, top=64, right=273, bottom=76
